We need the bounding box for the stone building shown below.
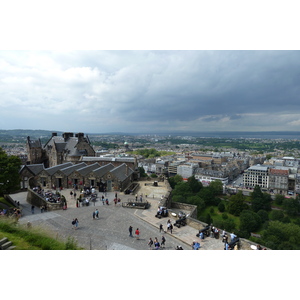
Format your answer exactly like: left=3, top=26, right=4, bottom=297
left=26, top=132, right=95, bottom=168
left=20, top=161, right=135, bottom=192
left=268, top=168, right=289, bottom=194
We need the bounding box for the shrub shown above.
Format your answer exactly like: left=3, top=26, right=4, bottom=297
left=218, top=202, right=225, bottom=213
left=222, top=212, right=228, bottom=220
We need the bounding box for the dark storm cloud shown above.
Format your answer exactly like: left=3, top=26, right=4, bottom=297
left=109, top=51, right=300, bottom=124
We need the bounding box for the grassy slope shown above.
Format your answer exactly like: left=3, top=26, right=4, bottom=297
left=0, top=218, right=80, bottom=250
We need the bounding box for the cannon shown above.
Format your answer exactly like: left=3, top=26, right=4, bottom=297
left=196, top=225, right=210, bottom=237
left=174, top=216, right=187, bottom=228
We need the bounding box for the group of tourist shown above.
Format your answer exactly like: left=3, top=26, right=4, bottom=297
left=0, top=207, right=22, bottom=220
left=148, top=236, right=166, bottom=250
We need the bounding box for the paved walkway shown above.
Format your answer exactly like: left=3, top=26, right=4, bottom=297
left=9, top=182, right=225, bottom=250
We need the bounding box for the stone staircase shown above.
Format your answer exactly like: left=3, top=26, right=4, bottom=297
left=0, top=237, right=16, bottom=250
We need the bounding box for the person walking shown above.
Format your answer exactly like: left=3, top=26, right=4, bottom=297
left=200, top=231, right=204, bottom=241
left=92, top=211, right=96, bottom=220
left=159, top=224, right=164, bottom=233
left=148, top=238, right=153, bottom=249
left=129, top=225, right=133, bottom=237
left=74, top=218, right=79, bottom=229
left=135, top=228, right=140, bottom=240
left=161, top=236, right=166, bottom=249
left=95, top=209, right=99, bottom=219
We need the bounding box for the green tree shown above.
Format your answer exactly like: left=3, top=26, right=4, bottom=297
left=269, top=210, right=284, bottom=221
left=283, top=197, right=300, bottom=216
left=274, top=194, right=285, bottom=205
left=187, top=176, right=203, bottom=193
left=251, top=186, right=272, bottom=212
left=218, top=202, right=225, bottom=213
left=198, top=187, right=218, bottom=206
left=239, top=210, right=262, bottom=234
left=261, top=221, right=300, bottom=250
left=168, top=174, right=183, bottom=189
left=138, top=167, right=147, bottom=177
left=228, top=191, right=249, bottom=216
left=209, top=180, right=223, bottom=196
left=251, top=185, right=264, bottom=212
left=257, top=209, right=269, bottom=223
left=171, top=181, right=192, bottom=202
left=0, top=147, right=22, bottom=196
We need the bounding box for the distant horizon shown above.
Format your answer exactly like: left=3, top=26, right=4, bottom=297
left=1, top=128, right=300, bottom=139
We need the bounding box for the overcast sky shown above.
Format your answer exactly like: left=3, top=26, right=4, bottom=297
left=1, top=50, right=300, bottom=134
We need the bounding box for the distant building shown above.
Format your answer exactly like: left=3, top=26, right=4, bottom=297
left=268, top=167, right=289, bottom=194
left=243, top=164, right=269, bottom=190
left=26, top=132, right=95, bottom=168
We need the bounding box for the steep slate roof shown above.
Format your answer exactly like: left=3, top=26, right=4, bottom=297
left=20, top=164, right=44, bottom=176
left=45, top=162, right=73, bottom=176
left=92, top=163, right=115, bottom=177
left=28, top=138, right=42, bottom=148
left=60, top=162, right=87, bottom=176
left=76, top=163, right=101, bottom=176
left=44, top=135, right=89, bottom=157
left=110, top=163, right=134, bottom=181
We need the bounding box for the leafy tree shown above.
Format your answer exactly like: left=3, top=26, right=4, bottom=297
left=0, top=147, right=22, bottom=196
left=250, top=185, right=264, bottom=212
left=208, top=180, right=223, bottom=196
left=274, top=194, right=285, bottom=205
left=283, top=197, right=300, bottom=216
left=251, top=185, right=272, bottom=212
left=228, top=191, right=249, bottom=216
left=138, top=167, right=147, bottom=177
left=198, top=187, right=217, bottom=206
left=199, top=213, right=213, bottom=225
left=257, top=209, right=269, bottom=223
left=222, top=212, right=228, bottom=220
left=261, top=221, right=300, bottom=250
left=239, top=210, right=262, bottom=234
left=269, top=210, right=284, bottom=222
left=262, top=193, right=273, bottom=211
left=218, top=202, right=225, bottom=213
left=171, top=181, right=192, bottom=202
left=213, top=218, right=236, bottom=232
left=187, top=176, right=203, bottom=193
left=168, top=174, right=183, bottom=189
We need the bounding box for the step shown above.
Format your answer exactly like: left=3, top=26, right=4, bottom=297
left=0, top=237, right=8, bottom=246
left=1, top=241, right=13, bottom=250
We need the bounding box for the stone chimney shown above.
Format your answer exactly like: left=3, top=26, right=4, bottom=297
left=63, top=132, right=74, bottom=142
left=76, top=132, right=84, bottom=142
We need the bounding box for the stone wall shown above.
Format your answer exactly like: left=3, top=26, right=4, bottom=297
left=171, top=202, right=198, bottom=219
left=27, top=189, right=63, bottom=211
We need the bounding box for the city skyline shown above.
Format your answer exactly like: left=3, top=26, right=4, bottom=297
left=1, top=50, right=300, bottom=134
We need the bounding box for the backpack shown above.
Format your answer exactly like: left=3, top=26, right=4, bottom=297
left=72, top=220, right=75, bottom=225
